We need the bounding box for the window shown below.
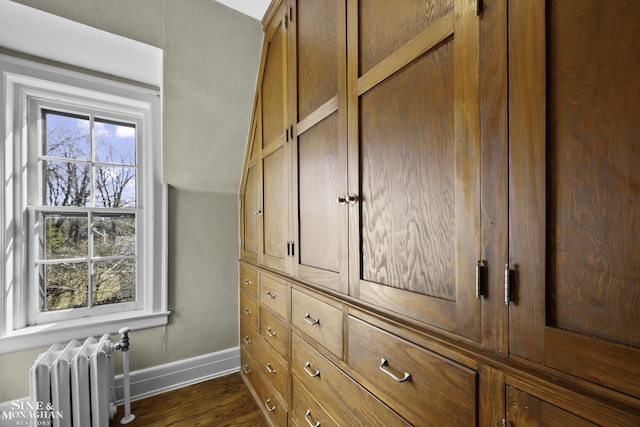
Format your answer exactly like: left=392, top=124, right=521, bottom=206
left=1, top=55, right=168, bottom=353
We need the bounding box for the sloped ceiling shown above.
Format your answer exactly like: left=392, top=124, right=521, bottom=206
left=214, top=0, right=270, bottom=20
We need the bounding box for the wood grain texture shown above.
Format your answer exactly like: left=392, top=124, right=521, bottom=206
left=546, top=0, right=640, bottom=347
left=358, top=0, right=453, bottom=75
left=110, top=374, right=267, bottom=427
left=261, top=18, right=286, bottom=149
left=262, top=146, right=287, bottom=262
left=296, top=0, right=338, bottom=120
left=243, top=164, right=260, bottom=254
left=360, top=40, right=456, bottom=300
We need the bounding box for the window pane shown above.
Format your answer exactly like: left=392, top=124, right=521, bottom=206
left=95, top=165, right=136, bottom=208
left=95, top=119, right=136, bottom=165
left=93, top=214, right=136, bottom=257
left=40, top=262, right=89, bottom=310
left=93, top=259, right=136, bottom=306
left=42, top=213, right=89, bottom=260
left=43, top=111, right=90, bottom=160
left=44, top=160, right=91, bottom=207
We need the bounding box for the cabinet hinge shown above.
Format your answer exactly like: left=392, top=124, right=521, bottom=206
left=504, top=264, right=512, bottom=305
left=284, top=11, right=288, bottom=29
left=475, top=0, right=483, bottom=16
left=289, top=6, right=293, bottom=21
left=287, top=241, right=290, bottom=256
left=475, top=260, right=486, bottom=299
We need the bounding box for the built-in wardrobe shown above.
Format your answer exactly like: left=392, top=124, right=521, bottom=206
left=237, top=0, right=640, bottom=425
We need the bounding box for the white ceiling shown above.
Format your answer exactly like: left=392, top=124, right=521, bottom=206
left=214, top=0, right=271, bottom=20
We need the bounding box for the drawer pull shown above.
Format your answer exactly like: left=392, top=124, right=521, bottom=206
left=242, top=364, right=251, bottom=374
left=243, top=336, right=252, bottom=344
left=305, top=410, right=321, bottom=427
left=266, top=327, right=277, bottom=337
left=266, top=290, right=276, bottom=299
left=264, top=399, right=276, bottom=412
left=266, top=363, right=277, bottom=374
left=243, top=308, right=251, bottom=315
left=243, top=279, right=252, bottom=285
left=304, top=313, right=320, bottom=325
left=304, top=362, right=321, bottom=378
left=379, top=358, right=411, bottom=382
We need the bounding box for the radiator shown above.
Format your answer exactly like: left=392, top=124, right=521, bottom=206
left=29, top=328, right=135, bottom=427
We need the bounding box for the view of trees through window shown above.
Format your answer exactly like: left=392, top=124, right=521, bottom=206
left=38, top=110, right=137, bottom=311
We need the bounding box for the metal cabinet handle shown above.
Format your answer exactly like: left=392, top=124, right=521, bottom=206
left=243, top=308, right=251, bottom=315
left=266, top=363, right=277, bottom=374
left=264, top=399, right=276, bottom=412
left=379, top=358, right=411, bottom=382
left=304, top=362, right=320, bottom=377
left=266, top=327, right=277, bottom=337
left=255, top=210, right=263, bottom=216
left=243, top=279, right=252, bottom=285
left=243, top=336, right=252, bottom=344
left=346, top=193, right=358, bottom=205
left=242, top=364, right=251, bottom=374
left=337, top=196, right=348, bottom=205
left=266, top=290, right=276, bottom=299
left=305, top=410, right=321, bottom=427
left=304, top=313, right=319, bottom=325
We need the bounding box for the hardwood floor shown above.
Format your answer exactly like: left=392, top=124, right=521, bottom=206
left=110, top=373, right=268, bottom=427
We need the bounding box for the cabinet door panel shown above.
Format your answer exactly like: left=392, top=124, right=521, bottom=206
left=263, top=145, right=288, bottom=270
left=262, top=12, right=287, bottom=150
left=242, top=163, right=260, bottom=258
left=509, top=0, right=640, bottom=399
left=351, top=0, right=481, bottom=341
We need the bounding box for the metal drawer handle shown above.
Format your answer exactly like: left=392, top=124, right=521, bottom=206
left=264, top=399, right=276, bottom=412
left=305, top=410, right=321, bottom=427
left=266, top=327, right=277, bottom=337
left=243, top=279, right=252, bottom=285
left=304, top=313, right=320, bottom=325
left=304, top=362, right=320, bottom=378
left=243, top=336, right=252, bottom=344
left=266, top=290, right=276, bottom=299
left=243, top=308, right=251, bottom=315
left=379, top=358, right=411, bottom=382
left=242, top=364, right=251, bottom=374
left=266, top=363, right=277, bottom=374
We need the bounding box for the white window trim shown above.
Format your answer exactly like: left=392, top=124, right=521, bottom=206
left=0, top=55, right=169, bottom=354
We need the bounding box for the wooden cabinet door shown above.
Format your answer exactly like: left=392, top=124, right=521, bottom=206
left=505, top=386, right=597, bottom=427
left=347, top=0, right=483, bottom=341
left=508, top=0, right=640, bottom=399
left=260, top=2, right=291, bottom=272
left=290, top=0, right=349, bottom=293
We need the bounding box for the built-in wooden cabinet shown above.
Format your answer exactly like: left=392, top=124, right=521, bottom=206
left=239, top=0, right=640, bottom=425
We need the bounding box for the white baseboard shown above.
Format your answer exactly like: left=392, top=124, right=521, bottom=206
left=115, top=346, right=240, bottom=403
left=0, top=347, right=240, bottom=427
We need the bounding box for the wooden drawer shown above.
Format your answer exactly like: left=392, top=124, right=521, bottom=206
left=247, top=357, right=288, bottom=427
left=291, top=376, right=340, bottom=427
left=240, top=291, right=258, bottom=332
left=292, top=332, right=410, bottom=427
left=348, top=316, right=478, bottom=427
left=261, top=307, right=288, bottom=359
left=250, top=334, right=288, bottom=401
left=240, top=315, right=259, bottom=351
left=260, top=274, right=288, bottom=319
left=291, top=288, right=344, bottom=358
left=240, top=265, right=258, bottom=299
left=240, top=346, right=258, bottom=380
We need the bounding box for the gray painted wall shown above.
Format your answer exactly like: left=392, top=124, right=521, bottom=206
left=0, top=0, right=262, bottom=401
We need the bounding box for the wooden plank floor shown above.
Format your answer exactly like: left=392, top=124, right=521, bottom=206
left=110, top=373, right=269, bottom=427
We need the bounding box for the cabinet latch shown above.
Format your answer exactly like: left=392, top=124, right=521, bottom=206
left=504, top=264, right=512, bottom=305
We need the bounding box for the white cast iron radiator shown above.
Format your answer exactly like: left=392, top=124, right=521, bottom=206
left=29, top=327, right=135, bottom=427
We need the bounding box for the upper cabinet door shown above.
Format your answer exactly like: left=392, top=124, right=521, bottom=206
left=260, top=2, right=291, bottom=273
left=509, top=0, right=640, bottom=399
left=290, top=0, right=349, bottom=292
left=347, top=0, right=483, bottom=341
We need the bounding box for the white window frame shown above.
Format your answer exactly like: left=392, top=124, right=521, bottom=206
left=0, top=55, right=169, bottom=354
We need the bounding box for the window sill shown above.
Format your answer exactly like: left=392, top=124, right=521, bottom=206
left=0, top=310, right=170, bottom=355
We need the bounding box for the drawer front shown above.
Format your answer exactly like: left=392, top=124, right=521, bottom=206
left=240, top=315, right=259, bottom=350
left=240, top=291, right=259, bottom=332
left=251, top=335, right=288, bottom=401
left=292, top=332, right=410, bottom=427
left=291, top=288, right=344, bottom=358
left=261, top=307, right=288, bottom=358
left=348, top=316, right=478, bottom=427
left=260, top=275, right=289, bottom=319
left=240, top=346, right=258, bottom=380
left=248, top=359, right=288, bottom=427
left=292, top=376, right=340, bottom=427
left=240, top=266, right=258, bottom=299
